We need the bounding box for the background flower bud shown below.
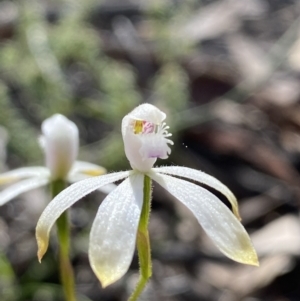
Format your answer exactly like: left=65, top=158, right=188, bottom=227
left=40, top=114, right=79, bottom=180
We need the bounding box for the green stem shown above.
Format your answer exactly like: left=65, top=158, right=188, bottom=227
left=128, top=175, right=152, bottom=301
left=51, top=180, right=76, bottom=301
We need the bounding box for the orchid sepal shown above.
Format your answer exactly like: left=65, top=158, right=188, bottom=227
left=36, top=171, right=130, bottom=262
left=153, top=165, right=241, bottom=220
left=148, top=170, right=258, bottom=266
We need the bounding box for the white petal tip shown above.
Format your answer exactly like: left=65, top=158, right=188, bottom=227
left=233, top=208, right=242, bottom=221
left=245, top=254, right=259, bottom=267
left=91, top=265, right=119, bottom=288
left=37, top=242, right=48, bottom=263
left=100, top=279, right=114, bottom=289
left=36, top=229, right=49, bottom=263
left=230, top=246, right=259, bottom=266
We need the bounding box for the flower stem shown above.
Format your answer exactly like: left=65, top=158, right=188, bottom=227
left=52, top=179, right=76, bottom=301
left=128, top=175, right=152, bottom=301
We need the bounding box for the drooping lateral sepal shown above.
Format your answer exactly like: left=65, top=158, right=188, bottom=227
left=153, top=166, right=241, bottom=220
left=149, top=171, right=258, bottom=266
left=89, top=173, right=144, bottom=288
left=36, top=171, right=130, bottom=262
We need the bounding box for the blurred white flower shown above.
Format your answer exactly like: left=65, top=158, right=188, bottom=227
left=0, top=114, right=107, bottom=206
left=40, top=114, right=79, bottom=180
left=36, top=104, right=258, bottom=289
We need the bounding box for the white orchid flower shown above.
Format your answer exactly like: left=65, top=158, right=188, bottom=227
left=36, top=104, right=258, bottom=292
left=0, top=114, right=107, bottom=206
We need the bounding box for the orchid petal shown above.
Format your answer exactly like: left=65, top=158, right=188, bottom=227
left=0, top=167, right=50, bottom=185
left=154, top=166, right=241, bottom=220
left=36, top=171, right=130, bottom=261
left=89, top=173, right=144, bottom=288
left=0, top=177, right=49, bottom=206
left=149, top=171, right=258, bottom=266
left=69, top=161, right=107, bottom=177
left=67, top=173, right=117, bottom=194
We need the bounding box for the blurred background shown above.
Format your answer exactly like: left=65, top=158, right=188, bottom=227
left=1, top=0, right=300, bottom=300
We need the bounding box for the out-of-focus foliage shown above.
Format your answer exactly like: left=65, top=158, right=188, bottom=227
left=153, top=63, right=189, bottom=130
left=0, top=82, right=40, bottom=163
left=0, top=251, right=15, bottom=301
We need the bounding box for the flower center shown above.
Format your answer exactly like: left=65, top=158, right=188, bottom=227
left=133, top=120, right=157, bottom=134
left=130, top=119, right=174, bottom=160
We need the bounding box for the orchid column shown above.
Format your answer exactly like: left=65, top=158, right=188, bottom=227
left=40, top=114, right=79, bottom=301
